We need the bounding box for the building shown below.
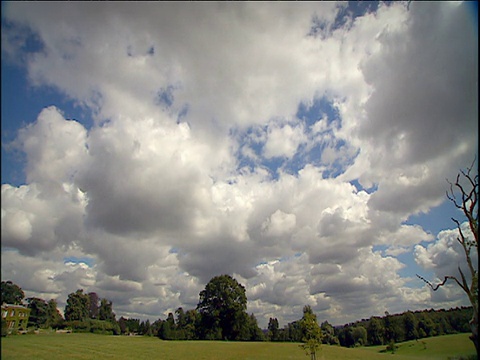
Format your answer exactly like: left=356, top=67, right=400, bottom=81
left=1, top=303, right=30, bottom=334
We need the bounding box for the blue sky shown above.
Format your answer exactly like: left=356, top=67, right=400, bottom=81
left=1, top=1, right=477, bottom=327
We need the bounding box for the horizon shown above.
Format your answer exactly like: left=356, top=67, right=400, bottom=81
left=1, top=278, right=475, bottom=330
left=1, top=1, right=478, bottom=329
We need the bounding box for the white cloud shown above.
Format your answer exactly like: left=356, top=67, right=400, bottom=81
left=1, top=182, right=85, bottom=255
left=264, top=123, right=306, bottom=159
left=13, top=106, right=88, bottom=184
left=414, top=223, right=476, bottom=279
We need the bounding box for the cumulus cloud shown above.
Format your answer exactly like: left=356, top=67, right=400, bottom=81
left=263, top=123, right=307, bottom=159
left=345, top=1, right=478, bottom=214
left=1, top=1, right=477, bottom=327
left=415, top=223, right=477, bottom=280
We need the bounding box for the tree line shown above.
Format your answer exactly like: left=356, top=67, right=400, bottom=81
left=1, top=281, right=120, bottom=335
left=1, top=277, right=473, bottom=347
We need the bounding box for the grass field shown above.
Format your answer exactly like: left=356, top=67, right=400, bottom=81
left=1, top=332, right=475, bottom=360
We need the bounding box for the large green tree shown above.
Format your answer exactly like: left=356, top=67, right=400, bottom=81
left=320, top=320, right=338, bottom=345
left=46, top=299, right=63, bottom=328
left=1, top=281, right=25, bottom=305
left=98, top=298, right=116, bottom=322
left=197, top=274, right=248, bottom=340
left=88, top=292, right=99, bottom=319
left=26, top=297, right=48, bottom=328
left=268, top=317, right=280, bottom=341
left=27, top=297, right=63, bottom=329
left=417, top=161, right=478, bottom=355
left=64, top=289, right=90, bottom=321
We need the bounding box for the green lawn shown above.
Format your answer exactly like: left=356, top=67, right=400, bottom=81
left=1, top=332, right=475, bottom=360
left=360, top=333, right=476, bottom=360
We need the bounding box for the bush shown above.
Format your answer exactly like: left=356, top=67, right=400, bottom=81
left=65, top=319, right=120, bottom=335
left=90, top=319, right=120, bottom=335
left=386, top=340, right=398, bottom=354
left=65, top=320, right=91, bottom=333
left=1, top=318, right=8, bottom=337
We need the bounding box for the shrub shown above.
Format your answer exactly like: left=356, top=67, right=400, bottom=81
left=386, top=340, right=398, bottom=354
left=1, top=318, right=8, bottom=337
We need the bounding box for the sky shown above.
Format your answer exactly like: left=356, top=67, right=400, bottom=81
left=1, top=1, right=478, bottom=329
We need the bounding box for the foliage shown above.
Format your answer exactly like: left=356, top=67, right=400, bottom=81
left=268, top=317, right=280, bottom=341
left=385, top=339, right=397, bottom=354
left=24, top=297, right=63, bottom=330
left=320, top=321, right=338, bottom=345
left=3, top=277, right=474, bottom=347
left=64, top=290, right=90, bottom=322
left=244, top=313, right=265, bottom=341
left=64, top=319, right=120, bottom=335
left=46, top=299, right=64, bottom=329
left=1, top=281, right=25, bottom=305
left=299, top=305, right=322, bottom=360
left=366, top=317, right=384, bottom=345
left=336, top=306, right=472, bottom=348
left=196, top=274, right=249, bottom=340
left=98, top=298, right=116, bottom=322
left=26, top=298, right=48, bottom=328
left=403, top=311, right=418, bottom=341
left=88, top=293, right=99, bottom=319
left=1, top=317, right=8, bottom=337
left=62, top=289, right=118, bottom=334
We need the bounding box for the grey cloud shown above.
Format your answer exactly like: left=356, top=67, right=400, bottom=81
left=357, top=1, right=477, bottom=217
left=361, top=2, right=477, bottom=167
left=178, top=239, right=258, bottom=284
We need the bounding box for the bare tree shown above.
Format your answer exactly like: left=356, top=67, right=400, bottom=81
left=417, top=160, right=478, bottom=355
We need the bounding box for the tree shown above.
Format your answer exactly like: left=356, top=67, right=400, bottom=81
left=64, top=289, right=90, bottom=321
left=158, top=314, right=175, bottom=340
left=26, top=297, right=48, bottom=328
left=245, top=313, right=264, bottom=341
left=268, top=317, right=280, bottom=341
left=299, top=305, right=322, bottom=360
left=125, top=318, right=140, bottom=334
left=175, top=307, right=186, bottom=329
left=144, top=319, right=152, bottom=336
left=118, top=317, right=128, bottom=334
left=417, top=312, right=436, bottom=338
left=88, top=292, right=99, bottom=319
left=383, top=311, right=405, bottom=343
left=352, top=326, right=367, bottom=346
left=46, top=299, right=63, bottom=328
left=197, top=274, right=248, bottom=340
left=367, top=317, right=384, bottom=345
left=417, top=161, right=478, bottom=355
left=403, top=311, right=418, bottom=341
left=1, top=281, right=25, bottom=305
left=98, top=298, right=116, bottom=322
left=320, top=320, right=338, bottom=345
left=184, top=309, right=199, bottom=340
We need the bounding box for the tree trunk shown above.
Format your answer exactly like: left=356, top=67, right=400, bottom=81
left=470, top=314, right=478, bottom=357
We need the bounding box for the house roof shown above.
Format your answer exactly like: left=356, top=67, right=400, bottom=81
left=1, top=303, right=29, bottom=310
